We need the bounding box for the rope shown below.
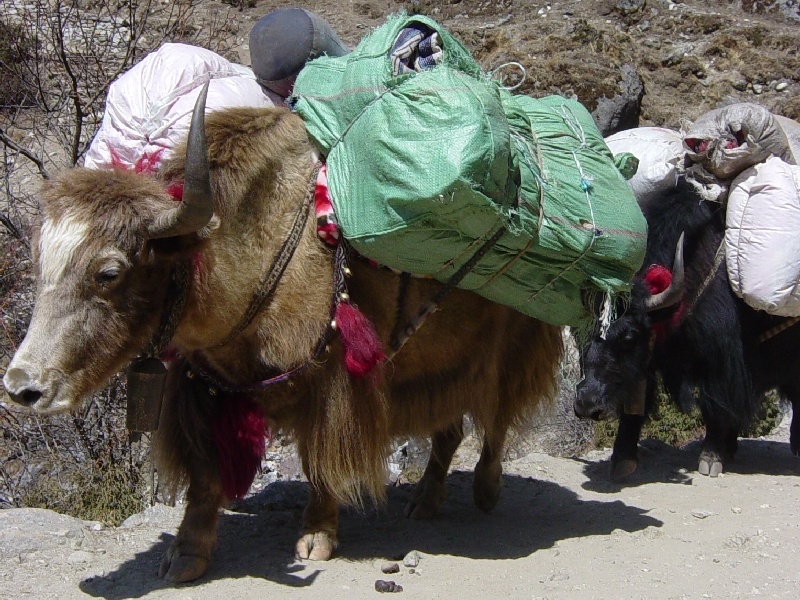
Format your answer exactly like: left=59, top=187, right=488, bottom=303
left=388, top=224, right=506, bottom=357
left=489, top=61, right=527, bottom=91
left=680, top=239, right=725, bottom=322
left=142, top=260, right=191, bottom=358
left=214, top=163, right=321, bottom=347
left=190, top=242, right=347, bottom=394
left=758, top=316, right=800, bottom=344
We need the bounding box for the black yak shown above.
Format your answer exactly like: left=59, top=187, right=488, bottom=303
left=574, top=178, right=800, bottom=480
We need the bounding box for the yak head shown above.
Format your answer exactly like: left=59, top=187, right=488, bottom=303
left=2, top=86, right=214, bottom=413
left=574, top=234, right=685, bottom=420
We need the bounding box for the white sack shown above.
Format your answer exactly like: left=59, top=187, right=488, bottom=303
left=85, top=43, right=281, bottom=170
left=725, top=156, right=800, bottom=316
left=775, top=114, right=800, bottom=163
left=682, top=103, right=794, bottom=180
left=605, top=127, right=685, bottom=204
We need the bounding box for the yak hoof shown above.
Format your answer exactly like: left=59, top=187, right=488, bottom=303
left=610, top=457, right=638, bottom=482
left=404, top=479, right=446, bottom=519
left=404, top=495, right=441, bottom=519
left=158, top=546, right=209, bottom=582
left=295, top=531, right=336, bottom=561
left=698, top=457, right=723, bottom=477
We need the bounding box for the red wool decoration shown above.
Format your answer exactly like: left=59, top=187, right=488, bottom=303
left=212, top=395, right=269, bottom=501
left=643, top=264, right=672, bottom=295
left=643, top=264, right=683, bottom=337
left=334, top=302, right=385, bottom=378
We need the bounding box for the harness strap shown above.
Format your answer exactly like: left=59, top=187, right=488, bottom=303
left=189, top=240, right=347, bottom=394
left=388, top=224, right=506, bottom=356
left=679, top=238, right=725, bottom=323
left=143, top=260, right=192, bottom=359
left=215, top=162, right=322, bottom=347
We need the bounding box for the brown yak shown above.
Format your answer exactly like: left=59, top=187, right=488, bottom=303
left=2, top=89, right=563, bottom=582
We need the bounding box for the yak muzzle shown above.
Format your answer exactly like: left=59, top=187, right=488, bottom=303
left=574, top=380, right=613, bottom=421
left=2, top=363, right=61, bottom=412
left=3, top=366, right=44, bottom=406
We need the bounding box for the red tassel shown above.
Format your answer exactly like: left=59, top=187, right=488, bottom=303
left=643, top=264, right=683, bottom=338
left=643, top=264, right=672, bottom=295
left=212, top=395, right=268, bottom=501
left=334, top=302, right=385, bottom=378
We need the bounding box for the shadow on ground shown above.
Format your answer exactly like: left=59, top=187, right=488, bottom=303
left=79, top=470, right=661, bottom=598
left=580, top=437, right=800, bottom=494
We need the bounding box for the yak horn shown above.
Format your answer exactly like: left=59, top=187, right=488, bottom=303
left=645, top=232, right=686, bottom=312
left=148, top=82, right=214, bottom=239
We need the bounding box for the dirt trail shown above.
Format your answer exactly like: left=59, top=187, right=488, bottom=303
left=2, top=417, right=798, bottom=599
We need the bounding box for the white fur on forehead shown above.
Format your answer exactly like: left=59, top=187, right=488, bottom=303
left=38, top=212, right=90, bottom=285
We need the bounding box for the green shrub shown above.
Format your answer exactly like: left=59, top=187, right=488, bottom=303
left=21, top=461, right=145, bottom=526
left=593, top=384, right=782, bottom=449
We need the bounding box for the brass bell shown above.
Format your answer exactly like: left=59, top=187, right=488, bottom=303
left=126, top=357, right=167, bottom=433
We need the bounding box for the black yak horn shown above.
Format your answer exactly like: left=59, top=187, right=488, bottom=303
left=148, top=82, right=214, bottom=239
left=645, top=232, right=686, bottom=312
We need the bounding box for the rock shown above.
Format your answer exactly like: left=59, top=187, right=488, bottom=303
left=0, top=509, right=95, bottom=559
left=591, top=64, right=644, bottom=136
left=381, top=562, right=400, bottom=574
left=119, top=504, right=181, bottom=529
left=402, top=550, right=421, bottom=568
left=617, top=0, right=646, bottom=13
left=67, top=550, right=93, bottom=565
left=375, top=580, right=403, bottom=593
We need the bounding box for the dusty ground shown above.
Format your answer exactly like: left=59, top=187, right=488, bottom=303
left=3, top=0, right=800, bottom=598
left=1, top=416, right=798, bottom=599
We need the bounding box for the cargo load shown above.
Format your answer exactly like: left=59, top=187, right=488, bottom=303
left=291, top=14, right=647, bottom=329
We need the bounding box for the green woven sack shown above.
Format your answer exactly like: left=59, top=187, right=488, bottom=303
left=291, top=14, right=646, bottom=328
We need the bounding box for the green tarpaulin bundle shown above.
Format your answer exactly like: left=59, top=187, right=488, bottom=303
left=291, top=13, right=647, bottom=329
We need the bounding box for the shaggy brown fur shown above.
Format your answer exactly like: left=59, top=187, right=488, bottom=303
left=8, top=106, right=563, bottom=583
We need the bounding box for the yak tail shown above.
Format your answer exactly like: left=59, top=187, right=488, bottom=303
left=298, top=354, right=390, bottom=508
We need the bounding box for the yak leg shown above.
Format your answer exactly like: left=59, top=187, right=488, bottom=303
left=792, top=397, right=800, bottom=456
left=405, top=421, right=464, bottom=519
left=780, top=385, right=800, bottom=455
left=698, top=405, right=738, bottom=477
left=610, top=413, right=645, bottom=482
left=295, top=484, right=339, bottom=561
left=473, top=415, right=508, bottom=513
left=159, top=461, right=225, bottom=582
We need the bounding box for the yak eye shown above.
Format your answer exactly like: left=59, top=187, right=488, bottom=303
left=95, top=265, right=122, bottom=286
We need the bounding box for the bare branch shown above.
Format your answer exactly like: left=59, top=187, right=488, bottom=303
left=0, top=128, right=49, bottom=179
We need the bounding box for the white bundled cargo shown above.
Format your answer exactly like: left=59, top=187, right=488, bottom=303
left=683, top=102, right=796, bottom=179
left=84, top=43, right=279, bottom=170
left=725, top=156, right=800, bottom=317
left=605, top=127, right=684, bottom=205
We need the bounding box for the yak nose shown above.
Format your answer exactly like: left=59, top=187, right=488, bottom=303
left=3, top=367, right=44, bottom=407
left=574, top=382, right=606, bottom=421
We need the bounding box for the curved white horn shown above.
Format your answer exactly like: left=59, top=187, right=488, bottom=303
left=645, top=232, right=686, bottom=312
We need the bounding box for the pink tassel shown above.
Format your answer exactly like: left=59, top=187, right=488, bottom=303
left=212, top=395, right=268, bottom=501
left=334, top=302, right=385, bottom=378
